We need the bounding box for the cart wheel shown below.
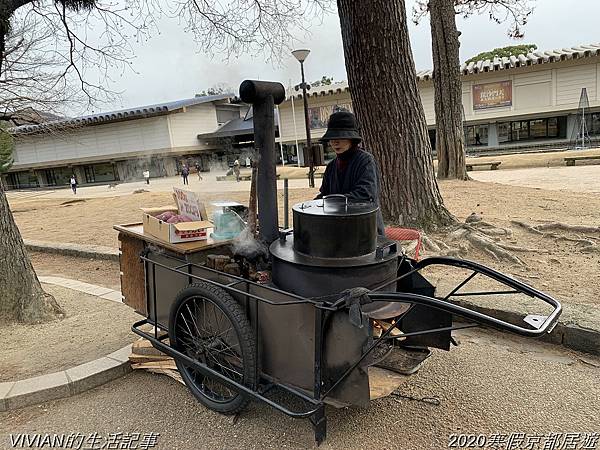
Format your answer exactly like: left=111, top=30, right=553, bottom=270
left=169, top=282, right=257, bottom=415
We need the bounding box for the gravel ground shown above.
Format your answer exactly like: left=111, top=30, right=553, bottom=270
left=1, top=284, right=140, bottom=381
left=1, top=328, right=598, bottom=450
left=15, top=177, right=600, bottom=308
left=29, top=252, right=121, bottom=291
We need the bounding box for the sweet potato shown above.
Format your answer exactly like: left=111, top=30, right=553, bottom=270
left=156, top=211, right=175, bottom=221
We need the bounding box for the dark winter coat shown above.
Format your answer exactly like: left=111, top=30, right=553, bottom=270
left=316, top=148, right=385, bottom=235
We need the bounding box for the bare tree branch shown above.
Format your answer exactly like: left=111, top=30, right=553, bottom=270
left=1, top=0, right=333, bottom=126
left=414, top=0, right=535, bottom=39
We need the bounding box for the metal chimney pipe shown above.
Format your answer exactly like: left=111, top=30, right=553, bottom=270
left=239, top=80, right=286, bottom=244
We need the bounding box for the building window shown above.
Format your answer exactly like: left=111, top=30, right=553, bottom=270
left=511, top=121, right=529, bottom=141
left=45, top=167, right=73, bottom=186
left=499, top=117, right=564, bottom=143
left=498, top=123, right=510, bottom=143
left=84, top=163, right=117, bottom=183
left=589, top=113, right=600, bottom=136
left=9, top=171, right=39, bottom=189
left=530, top=119, right=548, bottom=138
left=547, top=117, right=559, bottom=137
left=465, top=125, right=489, bottom=146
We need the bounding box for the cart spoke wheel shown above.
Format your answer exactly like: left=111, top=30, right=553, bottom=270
left=169, top=282, right=257, bottom=415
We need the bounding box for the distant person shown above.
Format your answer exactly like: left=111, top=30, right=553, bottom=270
left=233, top=159, right=241, bottom=182
left=194, top=162, right=203, bottom=181
left=181, top=165, right=189, bottom=185
left=70, top=175, right=77, bottom=195
left=475, top=133, right=482, bottom=145
left=143, top=169, right=150, bottom=185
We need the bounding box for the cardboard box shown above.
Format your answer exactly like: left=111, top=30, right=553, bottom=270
left=142, top=206, right=213, bottom=244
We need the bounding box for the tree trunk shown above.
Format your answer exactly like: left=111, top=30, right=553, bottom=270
left=0, top=186, right=64, bottom=323
left=336, top=0, right=454, bottom=229
left=430, top=0, right=469, bottom=180
left=0, top=7, right=64, bottom=324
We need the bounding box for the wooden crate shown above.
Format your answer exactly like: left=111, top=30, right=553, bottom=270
left=118, top=233, right=147, bottom=315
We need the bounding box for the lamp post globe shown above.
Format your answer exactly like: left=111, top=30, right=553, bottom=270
left=292, top=49, right=311, bottom=63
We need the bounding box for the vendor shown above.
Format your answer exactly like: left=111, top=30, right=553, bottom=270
left=316, top=111, right=385, bottom=235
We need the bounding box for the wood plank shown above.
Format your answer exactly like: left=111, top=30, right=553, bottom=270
left=119, top=233, right=147, bottom=315
left=128, top=354, right=173, bottom=363
left=131, top=361, right=178, bottom=370
left=369, top=367, right=409, bottom=400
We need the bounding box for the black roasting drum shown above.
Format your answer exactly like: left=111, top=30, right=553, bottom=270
left=270, top=196, right=402, bottom=304
left=292, top=197, right=378, bottom=259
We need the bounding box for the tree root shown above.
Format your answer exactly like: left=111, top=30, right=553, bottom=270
left=467, top=220, right=513, bottom=237
left=421, top=235, right=441, bottom=253
left=463, top=231, right=524, bottom=265
left=422, top=227, right=529, bottom=264
left=512, top=220, right=600, bottom=235
left=512, top=220, right=600, bottom=253
left=511, top=220, right=545, bottom=235
left=580, top=243, right=600, bottom=253
left=533, top=222, right=600, bottom=234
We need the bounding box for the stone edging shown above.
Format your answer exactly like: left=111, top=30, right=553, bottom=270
left=24, top=239, right=118, bottom=261
left=0, top=277, right=130, bottom=412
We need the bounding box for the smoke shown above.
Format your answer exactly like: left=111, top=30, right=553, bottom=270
left=231, top=227, right=268, bottom=261
left=239, top=147, right=260, bottom=162
left=119, top=155, right=161, bottom=181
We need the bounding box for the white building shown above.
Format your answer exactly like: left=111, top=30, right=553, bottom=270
left=5, top=43, right=600, bottom=189
left=278, top=43, right=600, bottom=161
left=4, top=95, right=246, bottom=189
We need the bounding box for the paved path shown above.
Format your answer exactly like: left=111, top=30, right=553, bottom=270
left=1, top=328, right=598, bottom=450
left=470, top=165, right=600, bottom=193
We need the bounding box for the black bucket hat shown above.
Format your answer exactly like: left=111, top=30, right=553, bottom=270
left=320, top=111, right=362, bottom=142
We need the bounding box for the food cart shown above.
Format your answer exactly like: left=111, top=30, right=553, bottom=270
left=116, top=81, right=562, bottom=445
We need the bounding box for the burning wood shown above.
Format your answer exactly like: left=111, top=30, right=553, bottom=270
left=372, top=319, right=405, bottom=339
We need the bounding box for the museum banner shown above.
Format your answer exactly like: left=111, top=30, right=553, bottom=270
left=473, top=81, right=512, bottom=110
left=307, top=103, right=353, bottom=129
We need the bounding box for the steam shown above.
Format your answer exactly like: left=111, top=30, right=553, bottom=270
left=119, top=155, right=161, bottom=181
left=231, top=227, right=268, bottom=261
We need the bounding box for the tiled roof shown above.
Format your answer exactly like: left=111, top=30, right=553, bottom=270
left=458, top=43, right=600, bottom=77
left=10, top=94, right=232, bottom=134
left=288, top=43, right=600, bottom=99
left=287, top=81, right=350, bottom=100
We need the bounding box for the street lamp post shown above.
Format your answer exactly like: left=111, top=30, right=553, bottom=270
left=292, top=49, right=315, bottom=188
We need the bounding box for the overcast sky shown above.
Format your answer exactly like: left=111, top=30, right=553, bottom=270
left=90, top=0, right=600, bottom=114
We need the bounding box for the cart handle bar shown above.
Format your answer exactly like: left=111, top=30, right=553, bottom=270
left=368, top=291, right=561, bottom=337
left=131, top=318, right=323, bottom=419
